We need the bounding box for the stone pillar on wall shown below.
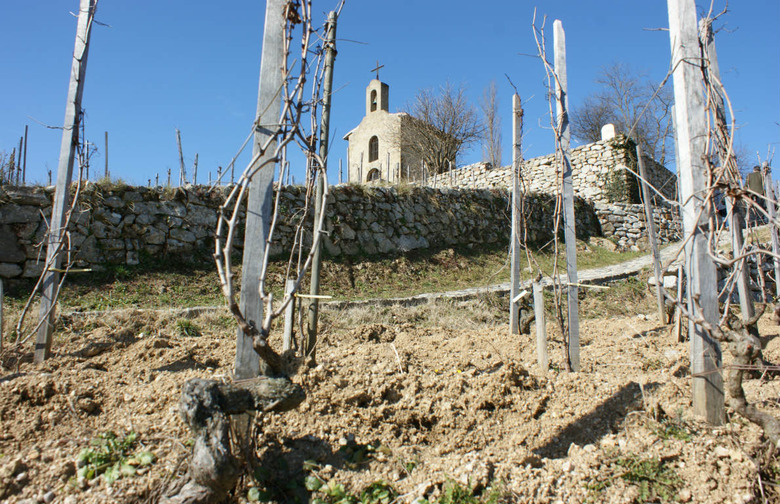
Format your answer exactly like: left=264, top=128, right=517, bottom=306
left=601, top=123, right=616, bottom=141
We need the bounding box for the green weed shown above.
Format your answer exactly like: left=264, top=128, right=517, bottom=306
left=176, top=319, right=202, bottom=337
left=339, top=441, right=390, bottom=469
left=586, top=452, right=682, bottom=503
left=76, top=431, right=155, bottom=485
left=652, top=414, right=692, bottom=442
left=359, top=481, right=398, bottom=504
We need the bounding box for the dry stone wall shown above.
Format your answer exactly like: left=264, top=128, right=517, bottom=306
left=0, top=184, right=605, bottom=279
left=428, top=134, right=681, bottom=251
left=594, top=202, right=681, bottom=251
left=434, top=135, right=677, bottom=206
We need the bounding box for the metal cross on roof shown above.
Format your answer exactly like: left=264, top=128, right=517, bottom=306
left=370, top=60, right=384, bottom=80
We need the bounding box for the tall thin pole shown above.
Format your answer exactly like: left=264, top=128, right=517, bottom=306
left=193, top=153, right=199, bottom=185
left=763, top=167, right=780, bottom=298
left=509, top=94, right=523, bottom=334
left=700, top=18, right=753, bottom=320
left=668, top=0, right=723, bottom=424
left=17, top=137, right=23, bottom=185
left=236, top=0, right=285, bottom=380
left=176, top=129, right=186, bottom=186
left=22, top=125, right=28, bottom=185
left=637, top=145, right=665, bottom=323
left=306, top=10, right=338, bottom=361
left=104, top=130, right=108, bottom=179
left=554, top=19, right=580, bottom=372
left=35, top=0, right=97, bottom=362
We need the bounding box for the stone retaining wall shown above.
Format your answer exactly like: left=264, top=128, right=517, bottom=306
left=0, top=184, right=605, bottom=279
left=432, top=135, right=677, bottom=206
left=594, top=202, right=681, bottom=251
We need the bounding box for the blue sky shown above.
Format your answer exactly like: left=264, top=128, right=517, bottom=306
left=1, top=1, right=778, bottom=186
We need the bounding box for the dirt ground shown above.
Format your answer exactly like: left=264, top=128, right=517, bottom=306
left=1, top=290, right=779, bottom=504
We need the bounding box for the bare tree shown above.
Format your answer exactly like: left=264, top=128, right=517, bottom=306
left=570, top=62, right=674, bottom=165
left=481, top=80, right=502, bottom=168
left=401, top=81, right=483, bottom=174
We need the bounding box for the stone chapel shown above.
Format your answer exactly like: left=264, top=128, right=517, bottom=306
left=343, top=79, right=421, bottom=184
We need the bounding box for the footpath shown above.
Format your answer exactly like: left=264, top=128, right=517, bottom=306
left=324, top=243, right=685, bottom=311
left=63, top=244, right=685, bottom=319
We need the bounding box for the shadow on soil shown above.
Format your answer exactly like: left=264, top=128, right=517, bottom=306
left=533, top=381, right=660, bottom=459
left=253, top=434, right=346, bottom=503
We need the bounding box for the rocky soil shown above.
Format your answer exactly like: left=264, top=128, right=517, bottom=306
left=0, top=292, right=779, bottom=504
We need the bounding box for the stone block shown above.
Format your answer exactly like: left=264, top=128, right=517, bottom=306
left=0, top=262, right=23, bottom=278
left=23, top=260, right=45, bottom=278
left=0, top=225, right=25, bottom=262
left=104, top=196, right=123, bottom=209
left=123, top=191, right=144, bottom=202
left=146, top=228, right=166, bottom=245
left=339, top=223, right=356, bottom=241
left=170, top=228, right=196, bottom=244
left=0, top=204, right=39, bottom=224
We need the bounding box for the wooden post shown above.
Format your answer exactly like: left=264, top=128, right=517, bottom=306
left=176, top=129, right=186, bottom=186
left=533, top=279, right=548, bottom=369
left=554, top=19, right=580, bottom=371
left=283, top=279, right=296, bottom=352
left=236, top=0, right=285, bottom=380
left=637, top=145, right=666, bottom=323
left=22, top=125, right=28, bottom=185
left=167, top=167, right=171, bottom=187
left=699, top=19, right=753, bottom=320
left=104, top=130, right=108, bottom=179
left=193, top=153, right=199, bottom=185
left=674, top=267, right=685, bottom=342
left=305, top=10, right=338, bottom=361
left=339, top=158, right=343, bottom=184
left=35, top=0, right=97, bottom=362
left=763, top=167, right=780, bottom=298
left=509, top=94, right=523, bottom=334
left=668, top=0, right=724, bottom=424
left=16, top=138, right=22, bottom=185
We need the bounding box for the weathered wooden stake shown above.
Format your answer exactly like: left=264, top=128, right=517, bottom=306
left=637, top=145, right=665, bottom=323
left=554, top=19, right=580, bottom=371
left=306, top=11, right=338, bottom=360
left=668, top=0, right=724, bottom=424
left=674, top=266, right=685, bottom=342
left=699, top=19, right=753, bottom=320
left=22, top=125, right=28, bottom=185
left=236, top=0, right=285, bottom=380
left=283, top=279, right=296, bottom=352
left=763, top=167, right=780, bottom=298
left=509, top=94, right=523, bottom=334
left=176, top=129, right=186, bottom=186
left=104, top=130, right=108, bottom=179
left=17, top=137, right=23, bottom=185
left=35, top=0, right=97, bottom=362
left=533, top=279, right=548, bottom=369
left=193, top=153, right=199, bottom=185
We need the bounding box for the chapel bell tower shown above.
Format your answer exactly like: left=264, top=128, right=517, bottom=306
left=366, top=79, right=389, bottom=115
